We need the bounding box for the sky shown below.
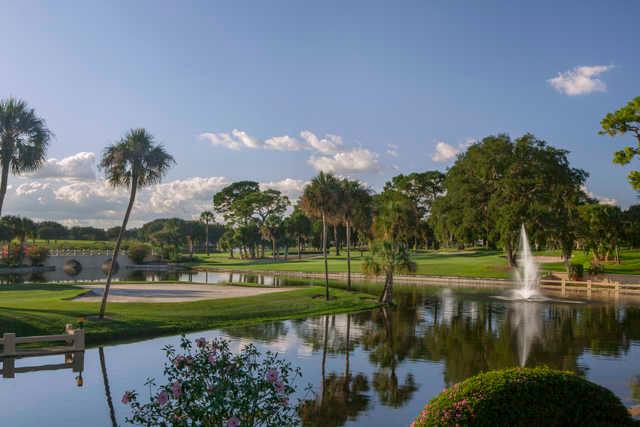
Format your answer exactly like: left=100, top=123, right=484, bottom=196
left=1, top=0, right=639, bottom=227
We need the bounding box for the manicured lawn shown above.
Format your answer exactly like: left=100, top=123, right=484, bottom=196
left=0, top=284, right=378, bottom=345
left=186, top=249, right=640, bottom=279
left=185, top=250, right=515, bottom=279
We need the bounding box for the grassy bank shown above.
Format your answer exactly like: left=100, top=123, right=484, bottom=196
left=185, top=249, right=640, bottom=279
left=0, top=284, right=378, bottom=345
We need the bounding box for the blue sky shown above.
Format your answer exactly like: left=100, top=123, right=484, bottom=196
left=1, top=1, right=638, bottom=225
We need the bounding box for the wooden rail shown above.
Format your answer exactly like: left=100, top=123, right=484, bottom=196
left=0, top=324, right=85, bottom=358
left=540, top=278, right=640, bottom=297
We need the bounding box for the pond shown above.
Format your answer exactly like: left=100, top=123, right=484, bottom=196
left=0, top=255, right=306, bottom=286
left=1, top=283, right=639, bottom=426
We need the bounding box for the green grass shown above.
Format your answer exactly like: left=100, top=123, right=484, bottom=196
left=0, top=284, right=378, bottom=345
left=185, top=250, right=515, bottom=279
left=187, top=249, right=640, bottom=279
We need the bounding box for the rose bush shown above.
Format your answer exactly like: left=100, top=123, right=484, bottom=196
left=122, top=336, right=301, bottom=426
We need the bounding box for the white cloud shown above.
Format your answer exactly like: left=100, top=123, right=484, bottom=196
left=28, top=152, right=96, bottom=180
left=147, top=176, right=229, bottom=215
left=308, top=148, right=380, bottom=174
left=264, top=135, right=303, bottom=151
left=199, top=131, right=243, bottom=150
left=231, top=129, right=261, bottom=149
left=548, top=65, right=613, bottom=96
left=299, top=131, right=343, bottom=154
left=432, top=141, right=459, bottom=162
left=581, top=185, right=618, bottom=206
left=386, top=144, right=399, bottom=157
left=260, top=178, right=308, bottom=200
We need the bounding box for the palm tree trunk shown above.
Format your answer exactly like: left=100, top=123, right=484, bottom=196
left=322, top=212, right=329, bottom=300
left=334, top=224, right=340, bottom=256
left=298, top=236, right=302, bottom=260
left=346, top=220, right=352, bottom=290
left=205, top=223, right=210, bottom=255
left=0, top=159, right=9, bottom=217
left=272, top=238, right=277, bottom=261
left=99, top=182, right=137, bottom=319
left=321, top=315, right=329, bottom=404
left=99, top=347, right=118, bottom=427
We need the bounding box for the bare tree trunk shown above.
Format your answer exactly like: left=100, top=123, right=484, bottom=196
left=272, top=238, right=277, bottom=261
left=322, top=212, right=329, bottom=300
left=346, top=220, right=352, bottom=291
left=0, top=159, right=10, bottom=217
left=298, top=236, right=302, bottom=260
left=100, top=182, right=137, bottom=319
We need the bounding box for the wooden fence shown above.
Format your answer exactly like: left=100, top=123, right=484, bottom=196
left=540, top=278, right=640, bottom=297
left=0, top=350, right=84, bottom=380
left=0, top=324, right=85, bottom=358
left=49, top=248, right=113, bottom=257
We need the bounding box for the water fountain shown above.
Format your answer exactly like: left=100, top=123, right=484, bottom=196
left=512, top=224, right=543, bottom=300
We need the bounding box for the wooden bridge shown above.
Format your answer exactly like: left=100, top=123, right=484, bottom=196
left=540, top=278, right=640, bottom=297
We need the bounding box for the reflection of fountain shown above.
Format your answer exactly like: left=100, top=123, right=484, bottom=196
left=512, top=225, right=541, bottom=300
left=510, top=302, right=542, bottom=366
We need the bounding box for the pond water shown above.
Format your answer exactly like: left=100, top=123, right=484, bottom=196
left=0, top=255, right=306, bottom=286
left=1, top=284, right=639, bottom=426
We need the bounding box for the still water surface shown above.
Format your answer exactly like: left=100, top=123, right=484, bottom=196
left=1, top=284, right=639, bottom=426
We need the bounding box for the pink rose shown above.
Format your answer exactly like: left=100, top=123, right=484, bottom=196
left=266, top=368, right=278, bottom=383
left=196, top=337, right=206, bottom=348
left=171, top=381, right=182, bottom=399
left=157, top=390, right=169, bottom=406
left=121, top=392, right=132, bottom=404
left=226, top=415, right=240, bottom=427
left=275, top=380, right=285, bottom=393
left=208, top=353, right=217, bottom=365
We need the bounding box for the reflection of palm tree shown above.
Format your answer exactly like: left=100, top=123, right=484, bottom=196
left=99, top=347, right=118, bottom=427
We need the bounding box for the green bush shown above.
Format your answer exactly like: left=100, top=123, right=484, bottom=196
left=588, top=261, right=605, bottom=276
left=568, top=263, right=584, bottom=280
left=127, top=244, right=151, bottom=264
left=412, top=367, right=636, bottom=427
left=26, top=246, right=49, bottom=266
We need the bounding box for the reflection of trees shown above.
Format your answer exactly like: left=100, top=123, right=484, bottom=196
left=221, top=321, right=289, bottom=342
left=299, top=314, right=371, bottom=426
left=631, top=375, right=640, bottom=404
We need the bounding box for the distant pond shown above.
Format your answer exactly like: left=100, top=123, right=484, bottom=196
left=0, top=255, right=306, bottom=286
left=1, top=284, right=639, bottom=426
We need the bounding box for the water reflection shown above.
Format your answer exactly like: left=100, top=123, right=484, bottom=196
left=1, top=286, right=640, bottom=426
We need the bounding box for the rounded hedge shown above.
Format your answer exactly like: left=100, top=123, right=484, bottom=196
left=412, top=367, right=637, bottom=427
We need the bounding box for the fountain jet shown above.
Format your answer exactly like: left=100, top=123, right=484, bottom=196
left=512, top=225, right=541, bottom=300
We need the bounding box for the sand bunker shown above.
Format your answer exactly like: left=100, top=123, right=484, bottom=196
left=74, top=283, right=295, bottom=303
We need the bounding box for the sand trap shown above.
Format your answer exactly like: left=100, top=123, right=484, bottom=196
left=73, top=283, right=296, bottom=303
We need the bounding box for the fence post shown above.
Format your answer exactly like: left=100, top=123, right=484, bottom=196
left=561, top=279, right=566, bottom=297
left=3, top=333, right=16, bottom=357
left=2, top=357, right=15, bottom=378
left=587, top=280, right=592, bottom=298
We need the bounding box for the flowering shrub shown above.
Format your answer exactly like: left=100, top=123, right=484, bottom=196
left=122, top=336, right=301, bottom=426
left=26, top=246, right=49, bottom=266
left=1, top=243, right=27, bottom=266
left=412, top=367, right=636, bottom=426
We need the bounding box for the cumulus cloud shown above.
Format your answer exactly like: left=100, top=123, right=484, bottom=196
left=147, top=176, right=229, bottom=215
left=308, top=148, right=380, bottom=174
left=299, top=131, right=343, bottom=154
left=432, top=142, right=459, bottom=162
left=260, top=178, right=308, bottom=200
left=581, top=185, right=618, bottom=206
left=28, top=152, right=96, bottom=180
left=264, top=135, right=303, bottom=151
left=548, top=65, right=613, bottom=96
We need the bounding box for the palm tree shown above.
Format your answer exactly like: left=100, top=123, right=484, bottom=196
left=363, top=190, right=417, bottom=304
left=98, top=129, right=174, bottom=319
left=0, top=98, right=51, bottom=215
left=300, top=172, right=339, bottom=300
left=340, top=179, right=372, bottom=290
left=200, top=210, right=215, bottom=255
